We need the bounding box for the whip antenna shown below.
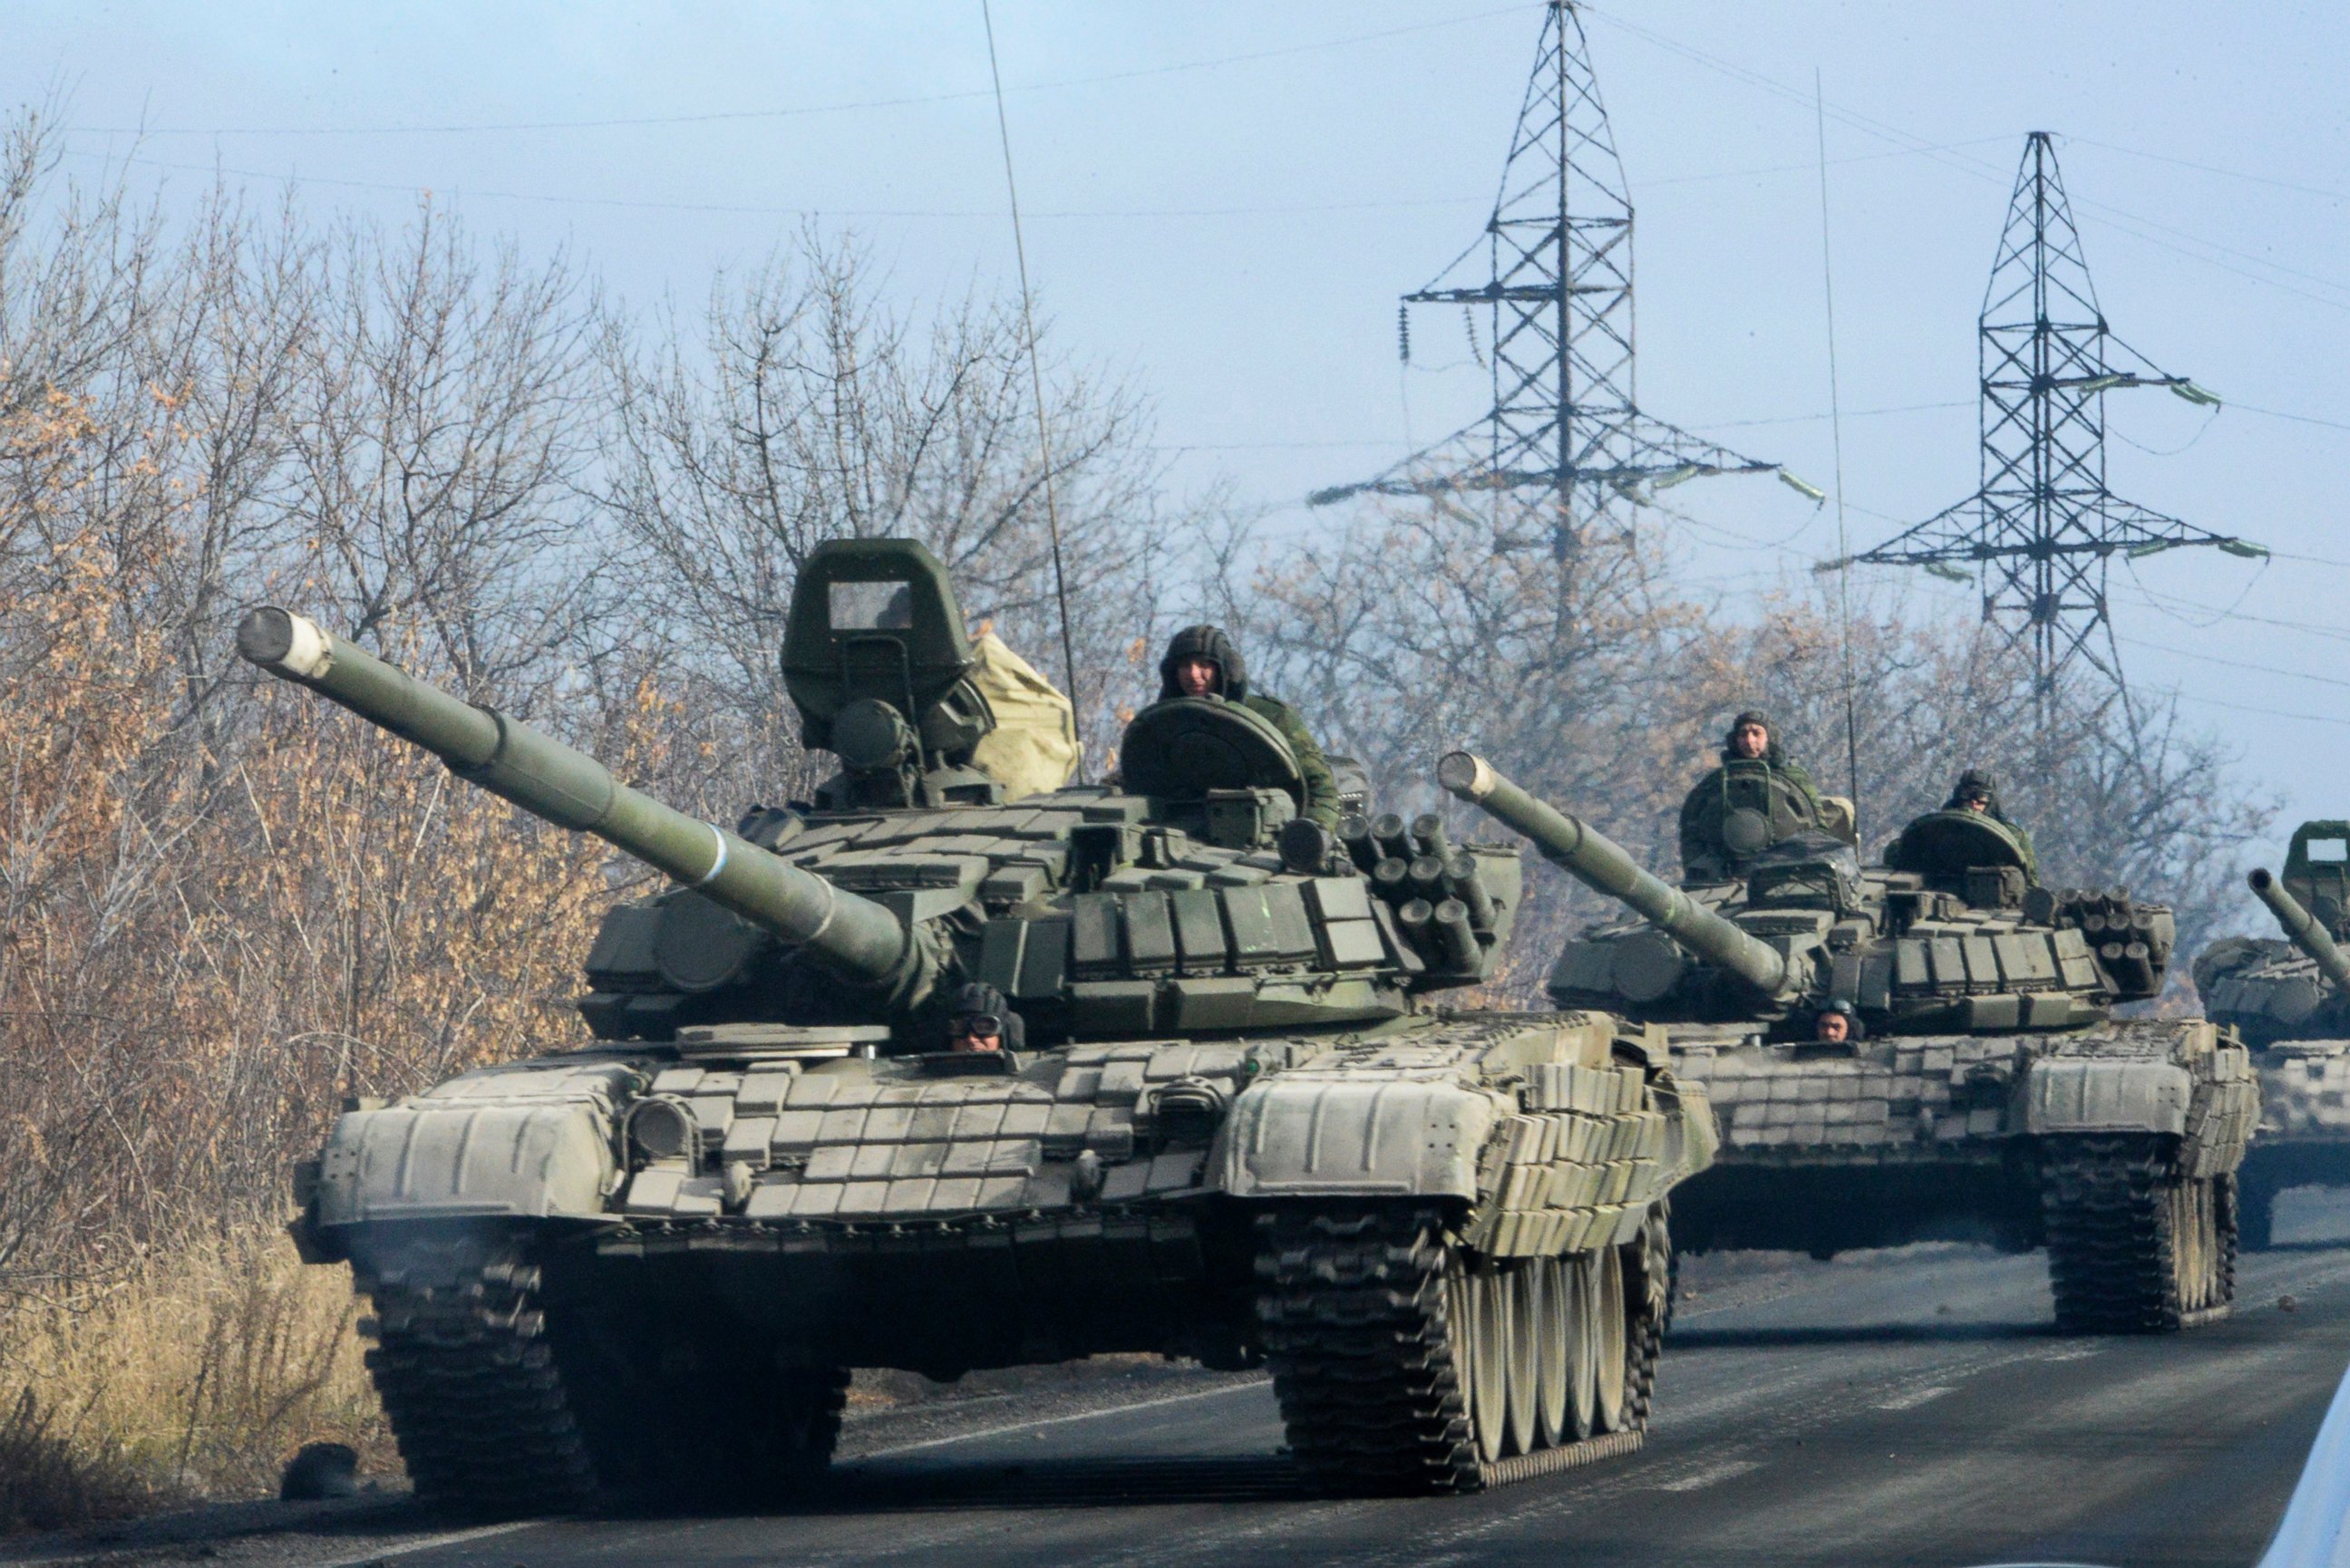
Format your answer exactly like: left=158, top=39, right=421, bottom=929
left=1816, top=72, right=1860, bottom=823
left=982, top=0, right=1084, bottom=777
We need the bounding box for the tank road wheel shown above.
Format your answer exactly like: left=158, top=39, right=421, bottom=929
left=2042, top=1137, right=2233, bottom=1333
left=1529, top=1258, right=1571, bottom=1447
left=1255, top=1204, right=1666, bottom=1494
left=1562, top=1256, right=1600, bottom=1439
left=357, top=1244, right=601, bottom=1515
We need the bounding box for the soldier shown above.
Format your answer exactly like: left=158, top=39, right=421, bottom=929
left=1676, top=710, right=1826, bottom=875
left=1945, top=769, right=2039, bottom=879
left=943, top=982, right=1023, bottom=1053
left=1812, top=997, right=1862, bottom=1044
left=1155, top=625, right=1341, bottom=828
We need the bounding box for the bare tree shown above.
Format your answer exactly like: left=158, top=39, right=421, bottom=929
left=597, top=231, right=1172, bottom=809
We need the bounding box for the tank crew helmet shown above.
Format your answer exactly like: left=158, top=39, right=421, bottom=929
left=947, top=982, right=1023, bottom=1052
left=1949, top=769, right=2000, bottom=812
left=1724, top=710, right=1777, bottom=762
left=1813, top=997, right=1863, bottom=1043
left=1159, top=625, right=1250, bottom=702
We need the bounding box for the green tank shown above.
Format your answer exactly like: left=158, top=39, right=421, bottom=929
left=2193, top=821, right=2350, bottom=1248
left=1442, top=754, right=2258, bottom=1335
left=246, top=539, right=1715, bottom=1510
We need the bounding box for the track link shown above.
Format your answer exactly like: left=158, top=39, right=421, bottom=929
left=2042, top=1136, right=2229, bottom=1333
left=1623, top=1202, right=1670, bottom=1430
left=360, top=1247, right=600, bottom=1515
left=1255, top=1205, right=1482, bottom=1495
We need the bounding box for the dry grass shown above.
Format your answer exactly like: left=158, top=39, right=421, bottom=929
left=0, top=1231, right=389, bottom=1533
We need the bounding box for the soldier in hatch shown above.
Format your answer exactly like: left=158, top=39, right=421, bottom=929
left=1812, top=997, right=1863, bottom=1044
left=1945, top=768, right=2039, bottom=880
left=1676, top=710, right=1826, bottom=876
left=1154, top=625, right=1341, bottom=828
left=942, top=982, right=1024, bottom=1053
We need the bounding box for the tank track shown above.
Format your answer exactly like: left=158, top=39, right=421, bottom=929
left=359, top=1243, right=850, bottom=1513
left=1256, top=1205, right=1482, bottom=1495
left=1254, top=1203, right=1665, bottom=1495
left=1624, top=1202, right=1670, bottom=1429
left=2042, top=1137, right=2232, bottom=1333
left=359, top=1248, right=601, bottom=1514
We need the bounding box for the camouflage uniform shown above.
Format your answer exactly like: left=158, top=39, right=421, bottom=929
left=1155, top=625, right=1341, bottom=828
left=1676, top=710, right=1827, bottom=876
left=1945, top=769, right=2039, bottom=880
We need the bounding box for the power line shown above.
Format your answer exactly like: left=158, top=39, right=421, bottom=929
left=2112, top=634, right=2350, bottom=692
left=57, top=149, right=1495, bottom=220
left=1578, top=5, right=2350, bottom=316
left=68, top=4, right=1543, bottom=138
left=2070, top=138, right=2350, bottom=208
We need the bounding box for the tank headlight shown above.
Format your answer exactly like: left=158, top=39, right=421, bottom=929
left=626, top=1096, right=700, bottom=1167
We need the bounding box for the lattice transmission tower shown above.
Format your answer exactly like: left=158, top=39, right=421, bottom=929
left=1833, top=131, right=2259, bottom=697
left=1310, top=0, right=1805, bottom=556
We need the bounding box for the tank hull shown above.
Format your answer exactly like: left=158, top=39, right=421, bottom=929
left=2230, top=1040, right=2350, bottom=1248
left=1664, top=1020, right=2258, bottom=1330
left=304, top=1010, right=1716, bottom=1506
left=2197, top=938, right=2350, bottom=1248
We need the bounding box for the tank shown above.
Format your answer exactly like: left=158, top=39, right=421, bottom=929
left=243, top=538, right=1717, bottom=1510
left=2193, top=821, right=2350, bottom=1248
left=1441, top=753, right=2258, bottom=1335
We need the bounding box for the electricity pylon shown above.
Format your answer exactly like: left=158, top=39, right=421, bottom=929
left=1311, top=0, right=1807, bottom=557
left=1829, top=131, right=2259, bottom=697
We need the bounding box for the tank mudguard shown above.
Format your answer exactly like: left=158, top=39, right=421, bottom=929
left=1214, top=1076, right=1501, bottom=1199
left=316, top=1102, right=617, bottom=1225
left=315, top=1060, right=630, bottom=1227
left=2019, top=1059, right=2190, bottom=1137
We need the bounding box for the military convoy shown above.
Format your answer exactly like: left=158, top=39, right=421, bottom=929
left=2194, top=821, right=2350, bottom=1247
left=243, top=539, right=1716, bottom=1510
left=1442, top=753, right=2258, bottom=1334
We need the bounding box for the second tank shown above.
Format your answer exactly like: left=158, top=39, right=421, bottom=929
left=1442, top=753, right=2257, bottom=1334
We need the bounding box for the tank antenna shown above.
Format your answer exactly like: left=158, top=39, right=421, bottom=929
left=982, top=0, right=1085, bottom=779
left=1815, top=72, right=1860, bottom=825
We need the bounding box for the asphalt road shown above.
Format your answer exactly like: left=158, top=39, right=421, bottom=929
left=24, top=1196, right=2350, bottom=1568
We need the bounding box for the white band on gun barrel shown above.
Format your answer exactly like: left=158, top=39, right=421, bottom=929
left=693, top=822, right=729, bottom=887
left=279, top=613, right=335, bottom=680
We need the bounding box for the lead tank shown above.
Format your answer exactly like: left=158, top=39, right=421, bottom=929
left=1441, top=755, right=2257, bottom=1334
left=246, top=539, right=1715, bottom=1510
left=2193, top=821, right=2350, bottom=1248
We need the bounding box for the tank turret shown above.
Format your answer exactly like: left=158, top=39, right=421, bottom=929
left=243, top=547, right=1525, bottom=1049
left=1443, top=751, right=2169, bottom=1033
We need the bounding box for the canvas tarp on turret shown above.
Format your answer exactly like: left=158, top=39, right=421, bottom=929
left=966, top=629, right=1079, bottom=801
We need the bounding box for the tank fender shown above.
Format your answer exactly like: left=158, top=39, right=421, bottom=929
left=1214, top=1076, right=1503, bottom=1199
left=2018, top=1059, right=2190, bottom=1137
left=316, top=1101, right=619, bottom=1226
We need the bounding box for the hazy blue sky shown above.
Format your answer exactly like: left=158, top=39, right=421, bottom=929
left=15, top=2, right=2350, bottom=860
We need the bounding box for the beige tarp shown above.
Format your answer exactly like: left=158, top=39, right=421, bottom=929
left=966, top=630, right=1079, bottom=801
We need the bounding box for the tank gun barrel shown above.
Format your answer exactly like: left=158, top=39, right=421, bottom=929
left=237, top=607, right=932, bottom=1002
left=2249, top=866, right=2350, bottom=995
left=1439, top=751, right=1796, bottom=1000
